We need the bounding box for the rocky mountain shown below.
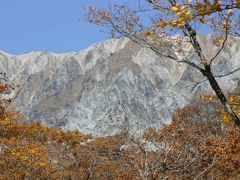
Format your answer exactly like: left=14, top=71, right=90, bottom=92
left=0, top=35, right=240, bottom=136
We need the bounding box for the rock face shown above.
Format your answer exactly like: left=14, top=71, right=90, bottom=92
left=0, top=35, right=240, bottom=136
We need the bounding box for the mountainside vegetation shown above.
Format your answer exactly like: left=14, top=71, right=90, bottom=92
left=0, top=75, right=240, bottom=179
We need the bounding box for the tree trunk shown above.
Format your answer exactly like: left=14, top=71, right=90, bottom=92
left=203, top=66, right=240, bottom=128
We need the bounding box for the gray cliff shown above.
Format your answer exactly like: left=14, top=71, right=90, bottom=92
left=0, top=35, right=240, bottom=136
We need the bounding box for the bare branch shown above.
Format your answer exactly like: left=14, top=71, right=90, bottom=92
left=210, top=29, right=228, bottom=66
left=214, top=67, right=240, bottom=78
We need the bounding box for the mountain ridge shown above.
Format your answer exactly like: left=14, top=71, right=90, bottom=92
left=1, top=35, right=240, bottom=136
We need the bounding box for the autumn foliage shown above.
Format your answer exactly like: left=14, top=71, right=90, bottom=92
left=0, top=74, right=239, bottom=179
left=201, top=93, right=240, bottom=125
left=1, top=0, right=240, bottom=179
left=0, top=80, right=91, bottom=179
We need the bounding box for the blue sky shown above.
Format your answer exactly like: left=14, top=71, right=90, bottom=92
left=0, top=0, right=138, bottom=54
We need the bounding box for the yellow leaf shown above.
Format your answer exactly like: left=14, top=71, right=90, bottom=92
left=228, top=9, right=234, bottom=16
left=237, top=0, right=240, bottom=8
left=200, top=59, right=208, bottom=66
left=181, top=6, right=186, bottom=11
left=144, top=31, right=151, bottom=36
left=215, top=39, right=224, bottom=47
left=223, top=20, right=231, bottom=29
left=159, top=20, right=169, bottom=28
left=171, top=4, right=180, bottom=12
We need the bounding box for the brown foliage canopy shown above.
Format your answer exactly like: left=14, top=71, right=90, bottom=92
left=0, top=79, right=240, bottom=179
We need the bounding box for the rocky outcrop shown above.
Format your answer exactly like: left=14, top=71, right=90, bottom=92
left=0, top=35, right=240, bottom=136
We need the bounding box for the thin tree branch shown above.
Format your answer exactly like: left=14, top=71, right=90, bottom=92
left=107, top=19, right=205, bottom=73
left=210, top=29, right=228, bottom=66
left=214, top=67, right=240, bottom=78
